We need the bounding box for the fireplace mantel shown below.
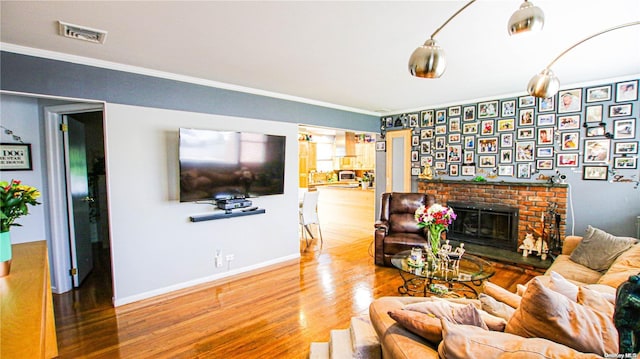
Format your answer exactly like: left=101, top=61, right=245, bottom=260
left=417, top=178, right=568, bottom=188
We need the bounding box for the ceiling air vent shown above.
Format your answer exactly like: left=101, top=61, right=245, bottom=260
left=58, top=21, right=107, bottom=44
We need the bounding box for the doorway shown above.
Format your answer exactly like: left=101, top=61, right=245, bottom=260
left=44, top=104, right=112, bottom=302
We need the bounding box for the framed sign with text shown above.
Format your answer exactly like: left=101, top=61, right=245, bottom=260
left=0, top=143, right=32, bottom=170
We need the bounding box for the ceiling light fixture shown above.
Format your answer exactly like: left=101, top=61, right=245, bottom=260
left=527, top=21, right=640, bottom=98
left=409, top=0, right=544, bottom=79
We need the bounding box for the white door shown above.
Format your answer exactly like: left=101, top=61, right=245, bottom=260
left=65, top=116, right=94, bottom=287
left=385, top=129, right=412, bottom=192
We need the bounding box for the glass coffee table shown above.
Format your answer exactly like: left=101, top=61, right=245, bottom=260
left=390, top=249, right=495, bottom=298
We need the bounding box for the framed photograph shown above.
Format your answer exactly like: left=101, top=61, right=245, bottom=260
left=584, top=139, right=610, bottom=163
left=558, top=89, right=582, bottom=113
left=481, top=120, right=494, bottom=135
left=448, top=106, right=461, bottom=117
left=518, top=108, right=534, bottom=126
left=449, top=164, right=459, bottom=176
left=497, top=118, right=515, bottom=132
left=583, top=166, right=608, bottom=180
left=586, top=85, right=611, bottom=102
left=478, top=155, right=496, bottom=168
left=614, top=156, right=637, bottom=169
left=420, top=156, right=433, bottom=167
left=420, top=141, right=431, bottom=154
left=560, top=132, right=580, bottom=151
left=420, top=128, right=434, bottom=139
left=517, top=128, right=535, bottom=140
left=0, top=143, right=32, bottom=170
left=376, top=141, right=386, bottom=151
left=411, top=167, right=421, bottom=176
left=463, top=122, right=478, bottom=134
left=463, top=106, right=476, bottom=121
left=408, top=113, right=419, bottom=127
left=500, top=149, right=513, bottom=163
left=436, top=110, right=447, bottom=124
left=478, top=137, right=498, bottom=153
left=537, top=128, right=554, bottom=145
left=448, top=117, right=461, bottom=132
left=558, top=115, right=581, bottom=130
left=411, top=150, right=419, bottom=162
left=557, top=153, right=579, bottom=167
left=383, top=116, right=393, bottom=128
left=500, top=133, right=513, bottom=147
left=616, top=80, right=638, bottom=102
left=613, top=118, right=636, bottom=139
left=537, top=147, right=554, bottom=158
left=586, top=125, right=606, bottom=138
left=461, top=165, right=476, bottom=176
left=515, top=141, right=535, bottom=161
left=537, top=113, right=556, bottom=127
left=435, top=137, right=446, bottom=150
left=585, top=105, right=603, bottom=123
left=447, top=145, right=462, bottom=162
left=435, top=151, right=446, bottom=160
left=412, top=135, right=419, bottom=146
left=421, top=110, right=434, bottom=127
left=536, top=159, right=554, bottom=170
left=614, top=141, right=638, bottom=154
left=435, top=125, right=447, bottom=135
left=517, top=163, right=532, bottom=179
left=518, top=95, right=535, bottom=107
left=463, top=151, right=475, bottom=164
left=609, top=104, right=632, bottom=117
left=498, top=165, right=514, bottom=176
left=435, top=161, right=446, bottom=170
left=464, top=135, right=475, bottom=150
left=478, top=101, right=498, bottom=118
left=501, top=100, right=516, bottom=117
left=448, top=134, right=461, bottom=143
left=538, top=96, right=555, bottom=112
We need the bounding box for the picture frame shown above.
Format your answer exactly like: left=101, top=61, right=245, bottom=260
left=478, top=101, right=498, bottom=118
left=383, top=116, right=393, bottom=128
left=0, top=143, right=33, bottom=171
left=420, top=141, right=431, bottom=154
left=408, top=113, right=419, bottom=127
left=614, top=141, right=638, bottom=154
left=420, top=128, right=434, bottom=139
left=463, top=151, right=475, bottom=164
left=616, top=80, right=638, bottom=102
left=516, top=128, right=535, bottom=140
left=434, top=161, right=446, bottom=170
left=583, top=166, right=608, bottom=180
left=435, top=151, right=446, bottom=160
left=501, top=100, right=516, bottom=117
left=500, top=149, right=513, bottom=163
left=411, top=167, right=421, bottom=176
left=497, top=118, right=515, bottom=132
left=609, top=104, right=632, bottom=117
left=478, top=155, right=496, bottom=168
left=421, top=110, right=434, bottom=127
left=557, top=153, right=579, bottom=167
left=447, top=145, right=462, bottom=162
left=448, top=106, right=461, bottom=117
left=464, top=135, right=475, bottom=150
left=448, top=117, right=461, bottom=132
left=585, top=105, right=603, bottom=123
left=558, top=115, right=580, bottom=130
left=560, top=132, right=580, bottom=151
left=613, top=118, right=636, bottom=139
left=435, top=125, right=447, bottom=135
left=613, top=156, right=637, bottom=169
left=449, top=164, right=459, bottom=176
left=518, top=95, right=535, bottom=108
left=481, top=120, right=494, bottom=135
left=586, top=85, right=611, bottom=103
left=435, top=137, right=446, bottom=150
left=412, top=135, right=419, bottom=146
left=500, top=133, right=513, bottom=147
left=584, top=139, right=610, bottom=163
left=463, top=122, right=478, bottom=134
left=478, top=137, right=498, bottom=154
left=536, top=147, right=554, bottom=158
left=463, top=106, right=476, bottom=121
left=517, top=163, right=532, bottom=179
left=411, top=150, right=419, bottom=162
left=376, top=141, right=386, bottom=151
left=436, top=110, right=447, bottom=124
left=536, top=113, right=555, bottom=127
left=461, top=165, right=476, bottom=176
left=498, top=165, right=514, bottom=176
left=538, top=96, right=555, bottom=112
left=448, top=134, right=461, bottom=143
left=515, top=141, right=535, bottom=161
left=518, top=108, right=534, bottom=126
left=586, top=125, right=606, bottom=138
left=537, top=128, right=554, bottom=145
left=420, top=156, right=433, bottom=167
left=558, top=89, right=582, bottom=113
left=536, top=159, right=554, bottom=170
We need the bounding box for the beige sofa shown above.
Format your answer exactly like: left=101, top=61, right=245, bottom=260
left=369, top=230, right=640, bottom=358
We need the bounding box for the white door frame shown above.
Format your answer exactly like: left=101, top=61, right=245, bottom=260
left=385, top=129, right=412, bottom=193
left=44, top=103, right=106, bottom=294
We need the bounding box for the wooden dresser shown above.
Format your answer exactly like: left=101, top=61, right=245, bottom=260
left=1, top=241, right=58, bottom=358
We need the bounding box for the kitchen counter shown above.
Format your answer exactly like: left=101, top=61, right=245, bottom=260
left=316, top=185, right=375, bottom=236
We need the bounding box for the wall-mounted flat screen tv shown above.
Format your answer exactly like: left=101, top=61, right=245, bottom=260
left=179, top=128, right=286, bottom=202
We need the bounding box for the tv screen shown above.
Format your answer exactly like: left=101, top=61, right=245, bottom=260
left=179, top=128, right=286, bottom=202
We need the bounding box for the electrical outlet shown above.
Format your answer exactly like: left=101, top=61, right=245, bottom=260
left=215, top=250, right=223, bottom=268
left=226, top=254, right=235, bottom=261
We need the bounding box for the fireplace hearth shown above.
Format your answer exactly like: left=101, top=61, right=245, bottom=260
left=448, top=201, right=519, bottom=251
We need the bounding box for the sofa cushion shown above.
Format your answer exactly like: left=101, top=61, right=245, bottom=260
left=387, top=308, right=445, bottom=344
left=438, top=320, right=601, bottom=359
left=506, top=277, right=618, bottom=356
left=545, top=254, right=603, bottom=284
left=569, top=226, right=638, bottom=272
left=597, top=243, right=640, bottom=288
left=577, top=286, right=615, bottom=318
left=548, top=271, right=579, bottom=301
left=482, top=281, right=521, bottom=308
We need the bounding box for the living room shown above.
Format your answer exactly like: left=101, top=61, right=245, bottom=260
left=1, top=1, right=639, bottom=358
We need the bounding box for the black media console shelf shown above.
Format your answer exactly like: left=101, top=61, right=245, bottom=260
left=190, top=208, right=266, bottom=222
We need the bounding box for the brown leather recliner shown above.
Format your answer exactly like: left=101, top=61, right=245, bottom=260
left=374, top=192, right=436, bottom=266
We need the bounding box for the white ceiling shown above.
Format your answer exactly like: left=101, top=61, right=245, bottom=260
left=1, top=1, right=639, bottom=115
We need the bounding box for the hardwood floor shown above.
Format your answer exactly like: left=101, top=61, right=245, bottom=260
left=53, top=222, right=537, bottom=358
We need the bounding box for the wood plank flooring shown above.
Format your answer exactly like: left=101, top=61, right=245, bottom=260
left=53, top=220, right=537, bottom=358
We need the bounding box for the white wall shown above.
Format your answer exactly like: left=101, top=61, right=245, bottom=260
left=104, top=104, right=300, bottom=305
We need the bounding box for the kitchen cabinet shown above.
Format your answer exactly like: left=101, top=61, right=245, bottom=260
left=299, top=141, right=316, bottom=188
left=355, top=142, right=375, bottom=170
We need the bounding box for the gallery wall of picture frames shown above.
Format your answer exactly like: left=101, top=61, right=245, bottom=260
left=381, top=79, right=639, bottom=183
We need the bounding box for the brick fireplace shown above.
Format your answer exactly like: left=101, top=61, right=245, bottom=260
left=418, top=179, right=567, bottom=252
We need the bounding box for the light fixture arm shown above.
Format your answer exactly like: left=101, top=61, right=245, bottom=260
left=543, top=21, right=640, bottom=71
left=430, top=0, right=477, bottom=39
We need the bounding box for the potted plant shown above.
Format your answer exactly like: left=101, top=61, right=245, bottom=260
left=0, top=179, right=41, bottom=277
left=360, top=173, right=371, bottom=190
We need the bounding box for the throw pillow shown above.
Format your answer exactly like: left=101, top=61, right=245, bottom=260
left=577, top=286, right=615, bottom=318
left=403, top=301, right=488, bottom=329
left=438, top=320, right=601, bottom=359
left=506, top=277, right=619, bottom=356
left=482, top=281, right=521, bottom=308
left=548, top=271, right=579, bottom=301
left=478, top=293, right=515, bottom=322
left=569, top=225, right=638, bottom=272
left=405, top=299, right=507, bottom=331
left=387, top=308, right=444, bottom=344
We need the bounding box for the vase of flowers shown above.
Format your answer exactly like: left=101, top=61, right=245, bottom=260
left=0, top=179, right=41, bottom=277
left=414, top=203, right=457, bottom=258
